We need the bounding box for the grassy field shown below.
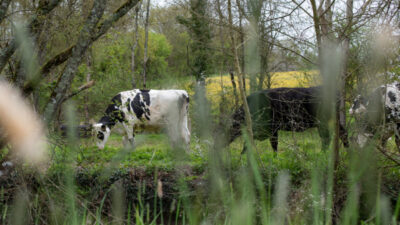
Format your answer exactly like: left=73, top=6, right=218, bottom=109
left=13, top=125, right=395, bottom=224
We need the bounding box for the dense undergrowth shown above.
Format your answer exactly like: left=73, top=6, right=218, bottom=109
left=1, top=128, right=399, bottom=224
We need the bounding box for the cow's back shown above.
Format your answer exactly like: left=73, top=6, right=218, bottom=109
left=246, top=87, right=321, bottom=138
left=266, top=87, right=321, bottom=131
left=146, top=89, right=189, bottom=125
left=119, top=89, right=189, bottom=126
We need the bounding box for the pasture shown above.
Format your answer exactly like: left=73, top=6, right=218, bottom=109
left=0, top=1, right=399, bottom=224
left=1, top=71, right=400, bottom=224
left=1, top=114, right=400, bottom=224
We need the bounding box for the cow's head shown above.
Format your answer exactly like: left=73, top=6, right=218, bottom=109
left=349, top=95, right=368, bottom=115
left=92, top=123, right=111, bottom=149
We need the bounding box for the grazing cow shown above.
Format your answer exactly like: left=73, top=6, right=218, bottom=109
left=230, top=87, right=349, bottom=152
left=93, top=89, right=190, bottom=149
left=349, top=82, right=400, bottom=150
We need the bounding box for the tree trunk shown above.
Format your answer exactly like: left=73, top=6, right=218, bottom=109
left=43, top=0, right=108, bottom=123
left=143, top=0, right=150, bottom=89
left=23, top=0, right=142, bottom=96
left=228, top=0, right=253, bottom=142
left=237, top=0, right=246, bottom=92
left=0, top=0, right=11, bottom=24
left=84, top=47, right=93, bottom=123
left=131, top=2, right=141, bottom=89
left=258, top=20, right=269, bottom=91
left=338, top=0, right=353, bottom=150
left=215, top=0, right=239, bottom=107
left=229, top=70, right=239, bottom=107
left=44, top=0, right=142, bottom=119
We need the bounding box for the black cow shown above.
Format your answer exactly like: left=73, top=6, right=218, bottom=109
left=230, top=86, right=348, bottom=152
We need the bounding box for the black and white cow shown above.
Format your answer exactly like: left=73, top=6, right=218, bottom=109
left=350, top=82, right=400, bottom=150
left=93, top=89, right=190, bottom=149
left=230, top=87, right=349, bottom=152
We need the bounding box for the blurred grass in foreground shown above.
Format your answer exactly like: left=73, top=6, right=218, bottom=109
left=2, top=124, right=399, bottom=224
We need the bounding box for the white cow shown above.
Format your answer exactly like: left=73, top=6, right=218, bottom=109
left=93, top=89, right=190, bottom=150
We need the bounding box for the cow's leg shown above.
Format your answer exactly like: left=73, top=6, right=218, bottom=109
left=122, top=122, right=135, bottom=148
left=270, top=130, right=278, bottom=152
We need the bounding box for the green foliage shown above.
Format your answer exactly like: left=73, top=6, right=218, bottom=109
left=177, top=0, right=211, bottom=81
left=70, top=30, right=173, bottom=120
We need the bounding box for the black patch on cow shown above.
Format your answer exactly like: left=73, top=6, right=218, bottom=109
left=99, top=116, right=116, bottom=127
left=140, top=90, right=151, bottom=105
left=102, top=94, right=126, bottom=125
left=183, top=94, right=189, bottom=103
left=127, top=98, right=131, bottom=112
left=388, top=91, right=396, bottom=103
left=396, top=83, right=400, bottom=91
left=97, top=132, right=104, bottom=140
left=131, top=90, right=151, bottom=121
left=352, top=96, right=366, bottom=111
left=132, top=94, right=145, bottom=120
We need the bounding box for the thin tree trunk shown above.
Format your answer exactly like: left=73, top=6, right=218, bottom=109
left=236, top=0, right=246, bottom=92
left=229, top=70, right=239, bottom=107
left=309, top=0, right=323, bottom=64
left=143, top=0, right=150, bottom=89
left=84, top=47, right=93, bottom=123
left=215, top=0, right=239, bottom=107
left=338, top=0, right=353, bottom=150
left=258, top=20, right=268, bottom=90
left=131, top=2, right=141, bottom=89
left=0, top=0, right=11, bottom=25
left=228, top=0, right=253, bottom=141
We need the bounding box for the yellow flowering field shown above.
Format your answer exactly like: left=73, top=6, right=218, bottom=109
left=203, top=70, right=320, bottom=111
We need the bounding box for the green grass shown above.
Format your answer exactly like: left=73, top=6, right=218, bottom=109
left=1, top=127, right=400, bottom=224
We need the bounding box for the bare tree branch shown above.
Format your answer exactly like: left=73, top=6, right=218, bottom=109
left=43, top=0, right=108, bottom=122
left=0, top=0, right=62, bottom=73
left=23, top=0, right=142, bottom=96
left=377, top=146, right=400, bottom=166
left=63, top=80, right=95, bottom=102
left=43, top=0, right=142, bottom=123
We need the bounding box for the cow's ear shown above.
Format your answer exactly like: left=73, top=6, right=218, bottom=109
left=101, top=125, right=107, bottom=132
